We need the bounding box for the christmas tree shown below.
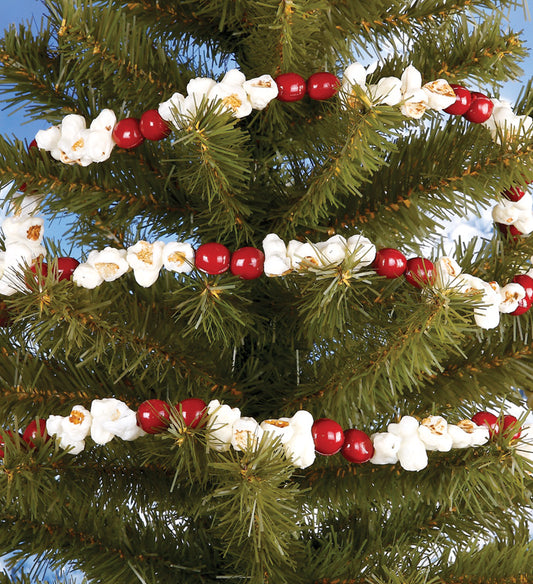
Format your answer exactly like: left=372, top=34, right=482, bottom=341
left=1, top=0, right=533, bottom=582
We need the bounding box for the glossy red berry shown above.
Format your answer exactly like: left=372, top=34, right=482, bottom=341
left=137, top=399, right=172, bottom=434
left=179, top=398, right=207, bottom=428
left=340, top=428, right=374, bottom=463
left=112, top=118, right=144, bottom=149
left=511, top=274, right=533, bottom=316
left=502, top=414, right=522, bottom=440
left=502, top=186, right=526, bottom=202
left=139, top=109, right=171, bottom=141
left=22, top=419, right=49, bottom=449
left=230, top=247, right=264, bottom=280
left=463, top=92, right=494, bottom=124
left=195, top=242, right=231, bottom=275
left=404, top=257, right=435, bottom=288
left=275, top=73, right=306, bottom=102
left=472, top=411, right=498, bottom=436
left=54, top=257, right=80, bottom=281
left=498, top=223, right=522, bottom=240
left=312, top=418, right=345, bottom=455
left=444, top=85, right=472, bottom=115
left=373, top=248, right=407, bottom=278
left=26, top=261, right=48, bottom=291
left=0, top=301, right=10, bottom=327
left=307, top=72, right=340, bottom=100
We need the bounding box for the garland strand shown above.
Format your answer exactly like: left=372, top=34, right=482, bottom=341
left=2, top=396, right=531, bottom=472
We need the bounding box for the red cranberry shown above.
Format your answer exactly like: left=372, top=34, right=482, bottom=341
left=444, top=85, right=472, bottom=115
left=340, top=429, right=374, bottom=463
left=307, top=72, right=340, bottom=100
left=463, top=92, right=494, bottom=123
left=22, top=419, right=49, bottom=449
left=312, top=418, right=345, bottom=455
left=502, top=414, right=521, bottom=440
left=230, top=247, right=264, bottom=280
left=472, top=411, right=498, bottom=437
left=502, top=186, right=526, bottom=202
left=112, top=118, right=144, bottom=149
left=275, top=73, right=306, bottom=102
left=373, top=248, right=407, bottom=278
left=178, top=398, right=207, bottom=428
left=139, top=109, right=171, bottom=141
left=137, top=399, right=172, bottom=434
left=511, top=274, right=533, bottom=315
left=195, top=242, right=231, bottom=275
left=404, top=258, right=435, bottom=288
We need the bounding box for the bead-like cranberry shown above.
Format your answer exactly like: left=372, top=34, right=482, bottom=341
left=26, top=261, right=48, bottom=291
left=404, top=258, right=435, bottom=288
left=112, top=118, right=145, bottom=149
left=502, top=414, right=521, bottom=440
left=502, top=186, right=526, bottom=202
left=0, top=430, right=24, bottom=458
left=275, top=73, right=307, bottom=102
left=511, top=274, right=533, bottom=316
left=498, top=223, right=522, bottom=240
left=230, top=247, right=264, bottom=280
left=463, top=92, right=494, bottom=124
left=22, top=419, right=49, bottom=449
left=54, top=257, right=80, bottom=281
left=140, top=109, right=171, bottom=141
left=137, top=399, right=172, bottom=434
left=444, top=85, right=472, bottom=115
left=373, top=248, right=407, bottom=278
left=472, top=411, right=498, bottom=436
left=179, top=398, right=207, bottom=428
left=195, top=242, right=231, bottom=275
left=312, top=418, right=345, bottom=455
left=340, top=429, right=374, bottom=463
left=307, top=72, right=340, bottom=100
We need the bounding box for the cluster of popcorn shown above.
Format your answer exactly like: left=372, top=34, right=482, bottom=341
left=159, top=69, right=278, bottom=126
left=340, top=63, right=456, bottom=118
left=370, top=415, right=490, bottom=471
left=262, top=233, right=375, bottom=276
left=433, top=255, right=533, bottom=329
left=72, top=240, right=194, bottom=289
left=0, top=203, right=46, bottom=296
left=35, top=110, right=116, bottom=166
left=484, top=99, right=533, bottom=145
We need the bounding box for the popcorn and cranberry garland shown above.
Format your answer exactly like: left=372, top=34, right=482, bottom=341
left=32, top=63, right=532, bottom=164
left=2, top=397, right=531, bottom=472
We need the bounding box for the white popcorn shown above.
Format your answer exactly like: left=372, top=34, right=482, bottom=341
left=315, top=235, right=348, bottom=265
left=46, top=405, right=92, bottom=455
left=163, top=242, right=195, bottom=273
left=34, top=110, right=116, bottom=166
left=159, top=92, right=187, bottom=125
left=422, top=79, right=456, bottom=111
left=263, top=234, right=292, bottom=277
left=210, top=80, right=253, bottom=119
left=418, top=416, right=453, bottom=452
left=287, top=241, right=321, bottom=269
left=260, top=418, right=294, bottom=444
left=87, top=248, right=130, bottom=282
left=515, top=424, right=533, bottom=464
left=0, top=242, right=36, bottom=295
left=388, top=416, right=428, bottom=471
left=483, top=99, right=533, bottom=144
left=340, top=62, right=369, bottom=107
left=448, top=420, right=489, bottom=448
left=346, top=235, right=376, bottom=269
left=206, top=400, right=241, bottom=452
left=400, top=66, right=428, bottom=119
left=368, top=77, right=402, bottom=106
left=369, top=432, right=401, bottom=465
left=492, top=201, right=522, bottom=225
left=474, top=281, right=501, bottom=329
left=283, top=410, right=316, bottom=469
left=72, top=263, right=104, bottom=289
left=499, top=283, right=526, bottom=313
left=243, top=74, right=279, bottom=110
left=511, top=191, right=532, bottom=212
left=514, top=214, right=533, bottom=235
left=231, top=416, right=263, bottom=452
left=182, top=77, right=218, bottom=117
left=127, top=240, right=165, bottom=287
left=90, top=398, right=145, bottom=445
left=2, top=216, right=44, bottom=247
left=434, top=256, right=462, bottom=289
